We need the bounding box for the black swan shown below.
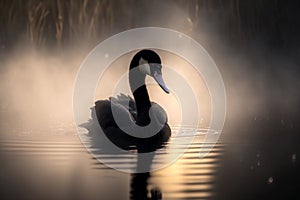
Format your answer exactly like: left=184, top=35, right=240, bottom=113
left=95, top=49, right=171, bottom=152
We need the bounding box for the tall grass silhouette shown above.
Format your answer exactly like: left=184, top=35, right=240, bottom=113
left=0, top=0, right=298, bottom=51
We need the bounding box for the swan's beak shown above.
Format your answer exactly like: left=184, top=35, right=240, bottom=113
left=153, top=70, right=170, bottom=94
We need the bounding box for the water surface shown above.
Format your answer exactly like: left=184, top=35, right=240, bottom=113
left=0, top=125, right=224, bottom=200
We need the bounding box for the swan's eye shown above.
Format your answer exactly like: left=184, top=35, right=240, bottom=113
left=149, top=63, right=162, bottom=75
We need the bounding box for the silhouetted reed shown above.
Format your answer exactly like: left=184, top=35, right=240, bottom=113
left=0, top=0, right=298, bottom=51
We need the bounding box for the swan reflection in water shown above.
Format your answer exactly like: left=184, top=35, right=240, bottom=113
left=80, top=106, right=169, bottom=200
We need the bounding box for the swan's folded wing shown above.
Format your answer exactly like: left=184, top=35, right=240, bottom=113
left=109, top=94, right=137, bottom=119
left=94, top=99, right=137, bottom=130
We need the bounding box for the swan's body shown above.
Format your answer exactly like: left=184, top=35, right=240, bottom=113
left=95, top=50, right=171, bottom=152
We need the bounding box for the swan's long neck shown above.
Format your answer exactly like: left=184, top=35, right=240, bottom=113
left=129, top=70, right=151, bottom=126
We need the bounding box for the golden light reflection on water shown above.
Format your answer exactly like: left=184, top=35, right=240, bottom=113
left=149, top=139, right=222, bottom=199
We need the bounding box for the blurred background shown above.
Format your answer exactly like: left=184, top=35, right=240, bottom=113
left=0, top=0, right=299, bottom=199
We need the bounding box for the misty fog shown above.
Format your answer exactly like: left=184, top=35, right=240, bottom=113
left=0, top=0, right=299, bottom=142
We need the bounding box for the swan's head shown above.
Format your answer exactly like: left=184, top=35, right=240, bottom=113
left=131, top=49, right=170, bottom=94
